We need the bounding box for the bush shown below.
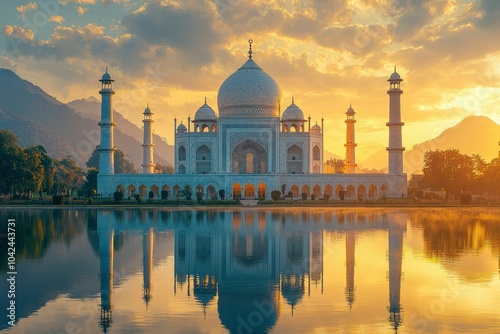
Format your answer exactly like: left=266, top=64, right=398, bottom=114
left=301, top=192, right=308, bottom=201
left=196, top=192, right=203, bottom=202
left=161, top=190, right=169, bottom=200
left=148, top=190, right=155, bottom=199
left=271, top=190, right=281, bottom=202
left=219, top=189, right=225, bottom=200
left=52, top=195, right=64, bottom=205
left=311, top=194, right=316, bottom=200
left=134, top=194, right=142, bottom=203
left=324, top=194, right=330, bottom=201
left=114, top=191, right=124, bottom=202
left=287, top=191, right=293, bottom=199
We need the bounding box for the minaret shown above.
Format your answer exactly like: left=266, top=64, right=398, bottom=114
left=344, top=104, right=357, bottom=173
left=345, top=230, right=355, bottom=310
left=387, top=67, right=405, bottom=175
left=98, top=68, right=115, bottom=175
left=142, top=105, right=154, bottom=174
left=98, top=213, right=114, bottom=332
left=143, top=227, right=154, bottom=307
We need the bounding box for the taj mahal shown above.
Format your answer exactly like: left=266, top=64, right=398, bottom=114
left=97, top=40, right=407, bottom=200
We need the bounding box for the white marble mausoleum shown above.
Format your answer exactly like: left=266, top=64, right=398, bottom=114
left=97, top=41, right=407, bottom=200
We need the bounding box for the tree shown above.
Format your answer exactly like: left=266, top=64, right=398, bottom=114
left=325, top=158, right=345, bottom=174
left=271, top=190, right=281, bottom=202
left=86, top=147, right=136, bottom=174
left=54, top=156, right=85, bottom=195
left=82, top=168, right=98, bottom=197
left=0, top=130, right=23, bottom=194
left=154, top=163, right=174, bottom=174
left=421, top=149, right=475, bottom=201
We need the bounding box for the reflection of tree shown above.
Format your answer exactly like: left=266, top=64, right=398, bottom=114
left=0, top=210, right=86, bottom=272
left=410, top=210, right=499, bottom=261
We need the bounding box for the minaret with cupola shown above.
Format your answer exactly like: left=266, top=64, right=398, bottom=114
left=98, top=68, right=115, bottom=175
left=345, top=104, right=357, bottom=173
left=387, top=67, right=405, bottom=175
left=142, top=104, right=154, bottom=174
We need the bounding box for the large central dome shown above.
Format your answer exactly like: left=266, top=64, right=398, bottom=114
left=217, top=57, right=282, bottom=118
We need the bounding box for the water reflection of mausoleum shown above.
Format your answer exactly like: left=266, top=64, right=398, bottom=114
left=96, top=209, right=406, bottom=333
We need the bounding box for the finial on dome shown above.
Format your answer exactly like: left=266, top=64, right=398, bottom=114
left=350, top=102, right=352, bottom=108
left=248, top=39, right=253, bottom=59
left=204, top=96, right=207, bottom=104
left=394, top=66, right=397, bottom=73
left=105, top=66, right=108, bottom=73
left=292, top=96, right=294, bottom=104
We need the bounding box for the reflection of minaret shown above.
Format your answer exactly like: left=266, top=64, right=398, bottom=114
left=388, top=222, right=404, bottom=333
left=345, top=231, right=355, bottom=311
left=98, top=218, right=114, bottom=333
left=143, top=227, right=154, bottom=308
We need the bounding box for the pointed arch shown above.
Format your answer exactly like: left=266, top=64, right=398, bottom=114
left=357, top=185, right=366, bottom=200
left=283, top=124, right=289, bottom=132
left=207, top=185, right=216, bottom=199
left=258, top=182, right=266, bottom=200
left=116, top=184, right=125, bottom=192
left=302, top=185, right=310, bottom=198
left=139, top=184, right=147, bottom=197
left=346, top=185, right=355, bottom=198
left=196, top=185, right=204, bottom=196
left=150, top=184, right=159, bottom=197
left=335, top=185, right=344, bottom=199
left=313, top=184, right=321, bottom=198
left=232, top=183, right=242, bottom=199
left=290, top=124, right=298, bottom=132
left=232, top=139, right=267, bottom=174
left=380, top=184, right=388, bottom=196
left=127, top=184, right=136, bottom=198
left=244, top=183, right=256, bottom=199
left=287, top=144, right=303, bottom=174
left=173, top=184, right=181, bottom=198
left=291, top=185, right=299, bottom=198
left=324, top=185, right=333, bottom=198
left=313, top=145, right=320, bottom=161
left=211, top=124, right=216, bottom=132
left=368, top=184, right=377, bottom=198
left=196, top=145, right=211, bottom=174
left=178, top=145, right=186, bottom=161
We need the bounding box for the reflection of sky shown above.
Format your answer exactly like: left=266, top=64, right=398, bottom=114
left=0, top=208, right=499, bottom=334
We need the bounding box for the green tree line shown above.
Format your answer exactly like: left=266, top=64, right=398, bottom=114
left=411, top=148, right=499, bottom=200
left=0, top=130, right=172, bottom=198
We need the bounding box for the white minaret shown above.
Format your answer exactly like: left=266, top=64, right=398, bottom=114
left=387, top=67, right=405, bottom=175
left=98, top=68, right=115, bottom=175
left=344, top=104, right=357, bottom=173
left=142, top=104, right=154, bottom=174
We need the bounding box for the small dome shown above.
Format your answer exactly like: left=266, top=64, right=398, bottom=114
left=346, top=105, right=355, bottom=115
left=143, top=105, right=152, bottom=114
left=311, top=123, right=321, bottom=133
left=282, top=98, right=304, bottom=121
left=388, top=67, right=402, bottom=81
left=177, top=122, right=187, bottom=132
left=100, top=69, right=113, bottom=82
left=195, top=100, right=217, bottom=121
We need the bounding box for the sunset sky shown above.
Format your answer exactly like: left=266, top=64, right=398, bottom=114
left=1, top=0, right=499, bottom=161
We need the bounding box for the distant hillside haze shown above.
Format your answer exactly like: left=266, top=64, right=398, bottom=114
left=0, top=68, right=174, bottom=169
left=360, top=115, right=500, bottom=174
left=0, top=68, right=99, bottom=166
left=67, top=97, right=174, bottom=168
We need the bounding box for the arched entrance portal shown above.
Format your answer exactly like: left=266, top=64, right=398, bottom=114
left=232, top=139, right=267, bottom=174
left=244, top=184, right=255, bottom=198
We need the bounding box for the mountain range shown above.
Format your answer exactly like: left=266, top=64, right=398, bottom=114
left=0, top=68, right=498, bottom=173
left=0, top=68, right=173, bottom=169
left=360, top=116, right=500, bottom=174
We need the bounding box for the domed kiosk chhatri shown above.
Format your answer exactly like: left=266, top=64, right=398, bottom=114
left=97, top=41, right=407, bottom=200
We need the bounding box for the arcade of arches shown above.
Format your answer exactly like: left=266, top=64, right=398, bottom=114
left=118, top=182, right=387, bottom=200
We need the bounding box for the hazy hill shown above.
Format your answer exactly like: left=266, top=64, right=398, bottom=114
left=0, top=68, right=173, bottom=169
left=67, top=97, right=174, bottom=168
left=360, top=116, right=500, bottom=174
left=0, top=68, right=100, bottom=166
